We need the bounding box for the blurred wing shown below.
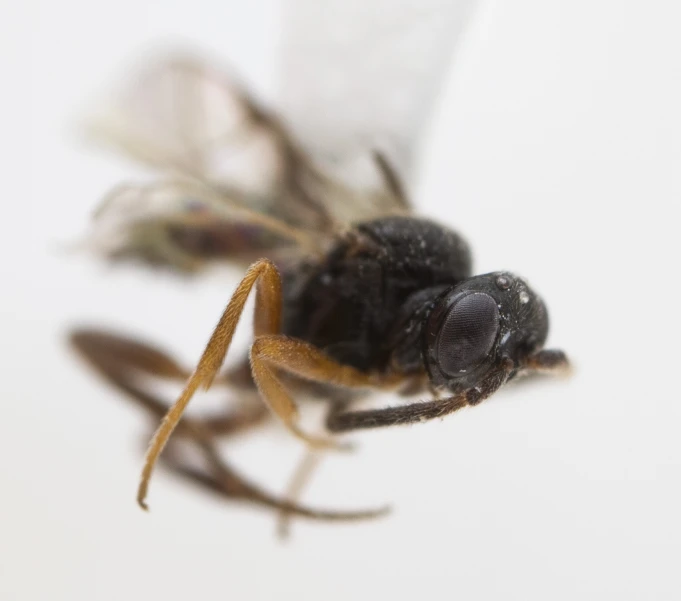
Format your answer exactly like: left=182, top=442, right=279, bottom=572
left=278, top=0, right=479, bottom=184
left=82, top=53, right=409, bottom=273
left=84, top=180, right=319, bottom=273
left=88, top=55, right=286, bottom=198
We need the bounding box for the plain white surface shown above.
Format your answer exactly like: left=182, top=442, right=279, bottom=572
left=4, top=1, right=681, bottom=600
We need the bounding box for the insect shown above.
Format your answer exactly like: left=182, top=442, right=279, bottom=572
left=70, top=12, right=568, bottom=530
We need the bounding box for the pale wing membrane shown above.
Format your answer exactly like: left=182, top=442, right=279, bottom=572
left=83, top=54, right=409, bottom=273
left=87, top=56, right=284, bottom=196
left=278, top=0, right=480, bottom=182
left=86, top=180, right=318, bottom=272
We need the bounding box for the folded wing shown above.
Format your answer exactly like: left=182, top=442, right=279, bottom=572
left=81, top=54, right=410, bottom=272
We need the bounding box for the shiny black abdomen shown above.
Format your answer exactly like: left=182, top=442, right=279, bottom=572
left=281, top=216, right=472, bottom=372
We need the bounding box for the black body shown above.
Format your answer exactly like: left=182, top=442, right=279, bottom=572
left=282, top=216, right=472, bottom=374
left=283, top=215, right=552, bottom=399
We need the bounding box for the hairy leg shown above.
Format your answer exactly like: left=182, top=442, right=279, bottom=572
left=70, top=328, right=386, bottom=522
left=249, top=335, right=396, bottom=448
left=160, top=433, right=389, bottom=523
left=137, top=259, right=286, bottom=508
left=326, top=368, right=513, bottom=433
left=69, top=328, right=267, bottom=436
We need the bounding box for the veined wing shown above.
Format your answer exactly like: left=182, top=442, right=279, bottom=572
left=81, top=53, right=409, bottom=273
left=84, top=179, right=320, bottom=273
left=87, top=55, right=289, bottom=200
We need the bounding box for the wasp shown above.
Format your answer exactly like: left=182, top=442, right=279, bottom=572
left=71, top=54, right=569, bottom=530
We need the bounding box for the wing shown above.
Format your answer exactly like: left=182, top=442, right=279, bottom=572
left=277, top=0, right=480, bottom=184
left=81, top=53, right=409, bottom=273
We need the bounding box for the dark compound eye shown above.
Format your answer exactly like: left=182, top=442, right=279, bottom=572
left=436, top=293, right=500, bottom=375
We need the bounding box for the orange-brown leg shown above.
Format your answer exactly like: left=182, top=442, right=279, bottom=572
left=137, top=259, right=300, bottom=509
left=248, top=335, right=395, bottom=449
left=137, top=257, right=399, bottom=510
left=137, top=259, right=282, bottom=508
left=69, top=328, right=267, bottom=437
left=70, top=328, right=189, bottom=380
left=525, top=349, right=571, bottom=375
left=276, top=449, right=324, bottom=539
left=250, top=336, right=403, bottom=536
left=70, top=329, right=387, bottom=522
left=162, top=434, right=389, bottom=525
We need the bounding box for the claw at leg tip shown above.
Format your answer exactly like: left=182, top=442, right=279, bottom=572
left=137, top=491, right=149, bottom=511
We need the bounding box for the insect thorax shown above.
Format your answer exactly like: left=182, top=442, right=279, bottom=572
left=281, top=216, right=472, bottom=374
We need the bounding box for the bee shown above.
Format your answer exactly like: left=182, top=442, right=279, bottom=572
left=70, top=51, right=569, bottom=531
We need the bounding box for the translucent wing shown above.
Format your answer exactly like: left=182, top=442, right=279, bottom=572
left=82, top=53, right=409, bottom=273
left=278, top=0, right=480, bottom=184
left=85, top=179, right=319, bottom=272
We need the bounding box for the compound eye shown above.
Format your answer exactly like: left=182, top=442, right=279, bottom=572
left=436, top=293, right=500, bottom=375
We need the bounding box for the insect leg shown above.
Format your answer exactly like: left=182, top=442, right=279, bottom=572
left=69, top=328, right=267, bottom=437
left=327, top=395, right=470, bottom=433
left=162, top=434, right=389, bottom=524
left=276, top=449, right=324, bottom=539
left=525, top=349, right=571, bottom=375
left=137, top=258, right=288, bottom=508
left=372, top=150, right=410, bottom=210
left=249, top=335, right=396, bottom=447
left=326, top=365, right=516, bottom=433
left=70, top=328, right=189, bottom=381
left=71, top=329, right=384, bottom=521
left=276, top=399, right=369, bottom=538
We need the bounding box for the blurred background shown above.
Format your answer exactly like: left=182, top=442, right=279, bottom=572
left=4, top=0, right=681, bottom=599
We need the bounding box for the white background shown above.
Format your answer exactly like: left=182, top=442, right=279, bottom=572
left=3, top=1, right=681, bottom=600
